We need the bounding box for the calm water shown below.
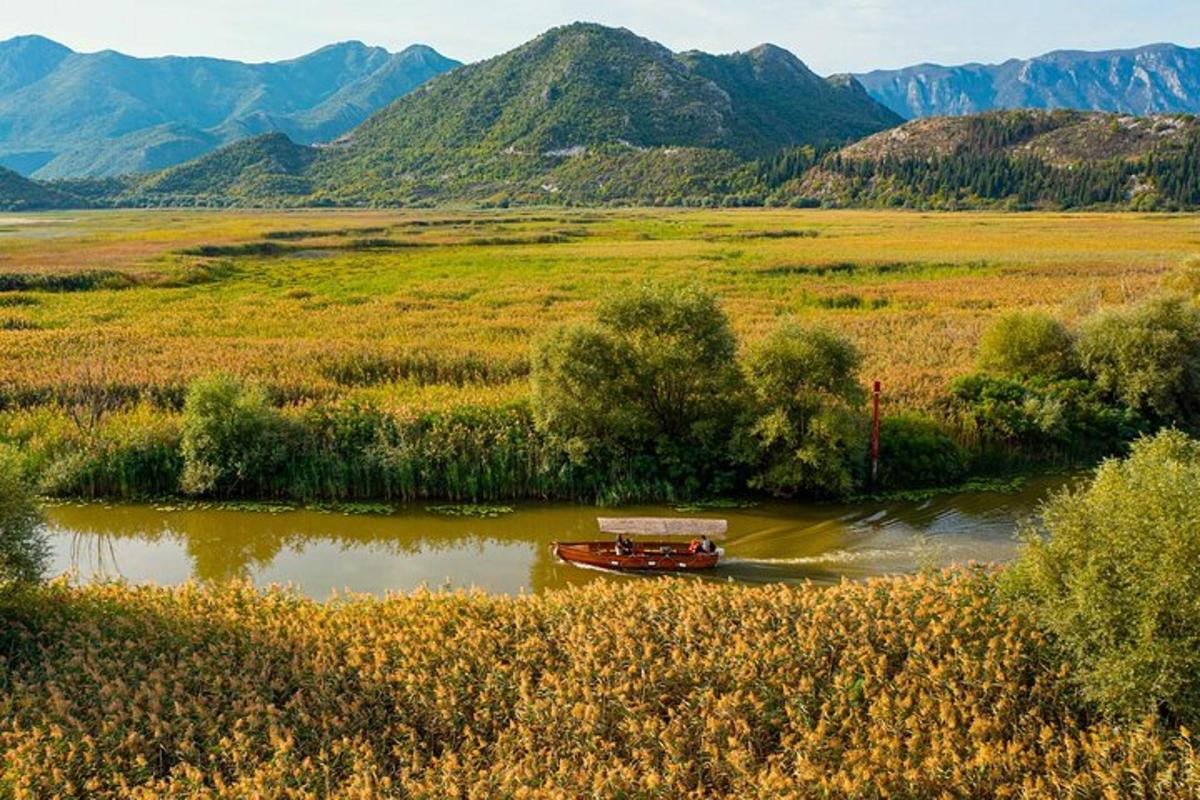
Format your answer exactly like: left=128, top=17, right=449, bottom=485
left=43, top=478, right=1067, bottom=598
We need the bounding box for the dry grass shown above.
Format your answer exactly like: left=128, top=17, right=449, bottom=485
left=1, top=571, right=1197, bottom=798
left=0, top=209, right=1192, bottom=412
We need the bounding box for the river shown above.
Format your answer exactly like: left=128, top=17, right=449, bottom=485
left=42, top=477, right=1067, bottom=598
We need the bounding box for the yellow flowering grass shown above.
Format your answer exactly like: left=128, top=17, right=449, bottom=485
left=1, top=209, right=1193, bottom=414
left=2, top=570, right=1196, bottom=798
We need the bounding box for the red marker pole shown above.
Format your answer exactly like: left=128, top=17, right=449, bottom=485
left=871, top=380, right=881, bottom=486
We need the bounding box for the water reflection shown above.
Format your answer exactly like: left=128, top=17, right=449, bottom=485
left=44, top=477, right=1066, bottom=598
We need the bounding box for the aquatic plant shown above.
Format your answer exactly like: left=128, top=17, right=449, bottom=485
left=425, top=504, right=515, bottom=517
left=1, top=571, right=1197, bottom=797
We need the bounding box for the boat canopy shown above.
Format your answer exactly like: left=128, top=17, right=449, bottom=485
left=597, top=517, right=727, bottom=539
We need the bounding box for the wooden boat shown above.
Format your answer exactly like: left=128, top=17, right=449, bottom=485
left=553, top=517, right=726, bottom=572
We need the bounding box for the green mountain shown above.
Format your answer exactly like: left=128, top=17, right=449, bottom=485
left=340, top=25, right=897, bottom=159
left=106, top=23, right=899, bottom=206
left=0, top=36, right=459, bottom=179
left=778, top=110, right=1200, bottom=210
left=0, top=165, right=80, bottom=210
left=135, top=133, right=319, bottom=201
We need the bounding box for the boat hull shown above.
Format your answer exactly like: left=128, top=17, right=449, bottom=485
left=553, top=541, right=720, bottom=572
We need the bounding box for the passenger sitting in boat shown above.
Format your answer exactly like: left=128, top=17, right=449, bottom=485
left=689, top=536, right=717, bottom=555
left=615, top=536, right=633, bottom=556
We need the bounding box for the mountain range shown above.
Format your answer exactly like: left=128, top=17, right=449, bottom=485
left=0, top=35, right=459, bottom=179
left=0, top=24, right=1198, bottom=211
left=855, top=43, right=1200, bottom=119
left=103, top=23, right=900, bottom=207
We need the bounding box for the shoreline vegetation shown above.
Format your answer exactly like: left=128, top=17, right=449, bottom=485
left=5, top=430, right=1200, bottom=796
left=1, top=569, right=1196, bottom=797
left=2, top=207, right=1200, bottom=795
left=1, top=211, right=1197, bottom=506
left=2, top=280, right=1194, bottom=507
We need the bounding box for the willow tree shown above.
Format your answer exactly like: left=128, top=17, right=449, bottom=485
left=738, top=322, right=866, bottom=497
left=531, top=283, right=742, bottom=497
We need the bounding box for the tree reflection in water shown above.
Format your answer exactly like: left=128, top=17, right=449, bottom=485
left=41, top=480, right=1065, bottom=597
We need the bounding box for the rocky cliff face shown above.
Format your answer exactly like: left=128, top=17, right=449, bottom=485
left=856, top=43, right=1200, bottom=119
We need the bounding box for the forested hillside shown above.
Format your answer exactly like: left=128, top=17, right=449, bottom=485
left=779, top=111, right=1200, bottom=210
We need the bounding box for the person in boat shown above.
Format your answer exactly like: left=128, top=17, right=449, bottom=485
left=689, top=535, right=717, bottom=555
left=615, top=535, right=633, bottom=556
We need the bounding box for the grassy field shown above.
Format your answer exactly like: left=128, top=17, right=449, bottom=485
left=2, top=571, right=1196, bottom=798
left=1, top=208, right=1193, bottom=415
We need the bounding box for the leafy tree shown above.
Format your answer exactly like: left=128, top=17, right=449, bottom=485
left=180, top=374, right=286, bottom=497
left=1005, top=430, right=1200, bottom=726
left=0, top=445, right=47, bottom=584
left=531, top=283, right=742, bottom=493
left=949, top=374, right=1147, bottom=465
left=1077, top=294, right=1200, bottom=425
left=876, top=413, right=967, bottom=490
left=738, top=323, right=865, bottom=497
left=978, top=310, right=1077, bottom=379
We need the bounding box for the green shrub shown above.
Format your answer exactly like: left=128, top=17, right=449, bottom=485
left=531, top=283, right=742, bottom=495
left=0, top=444, right=47, bottom=584
left=1078, top=294, right=1200, bottom=425
left=876, top=413, right=967, bottom=489
left=948, top=373, right=1146, bottom=465
left=1005, top=430, right=1200, bottom=726
left=39, top=407, right=182, bottom=499
left=978, top=310, right=1077, bottom=378
left=738, top=322, right=865, bottom=497
left=180, top=374, right=287, bottom=497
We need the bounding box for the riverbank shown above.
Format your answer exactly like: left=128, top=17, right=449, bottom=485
left=1, top=571, right=1193, bottom=797
left=39, top=479, right=1063, bottom=596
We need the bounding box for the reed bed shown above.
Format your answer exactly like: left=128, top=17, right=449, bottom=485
left=0, top=209, right=1188, bottom=415
left=1, top=571, right=1196, bottom=798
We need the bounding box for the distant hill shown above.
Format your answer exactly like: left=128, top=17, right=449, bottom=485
left=783, top=110, right=1200, bottom=210
left=135, top=133, right=319, bottom=201
left=133, top=22, right=900, bottom=206
left=0, top=165, right=80, bottom=210
left=6, top=29, right=1200, bottom=211
left=856, top=43, right=1200, bottom=119
left=0, top=35, right=459, bottom=179
left=336, top=25, right=898, bottom=161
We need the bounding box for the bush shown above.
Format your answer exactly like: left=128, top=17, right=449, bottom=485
left=978, top=310, right=1076, bottom=378
left=1077, top=294, right=1200, bottom=425
left=738, top=322, right=865, bottom=497
left=38, top=405, right=183, bottom=499
left=1162, top=255, right=1200, bottom=297
left=948, top=373, right=1146, bottom=465
left=531, top=283, right=742, bottom=495
left=876, top=413, right=967, bottom=490
left=180, top=374, right=287, bottom=497
left=0, top=445, right=47, bottom=584
left=1006, top=430, right=1200, bottom=726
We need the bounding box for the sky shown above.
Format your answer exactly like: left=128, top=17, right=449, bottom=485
left=3, top=0, right=1199, bottom=74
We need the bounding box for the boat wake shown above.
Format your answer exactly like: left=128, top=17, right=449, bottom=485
left=557, top=560, right=628, bottom=576
left=722, top=548, right=901, bottom=566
